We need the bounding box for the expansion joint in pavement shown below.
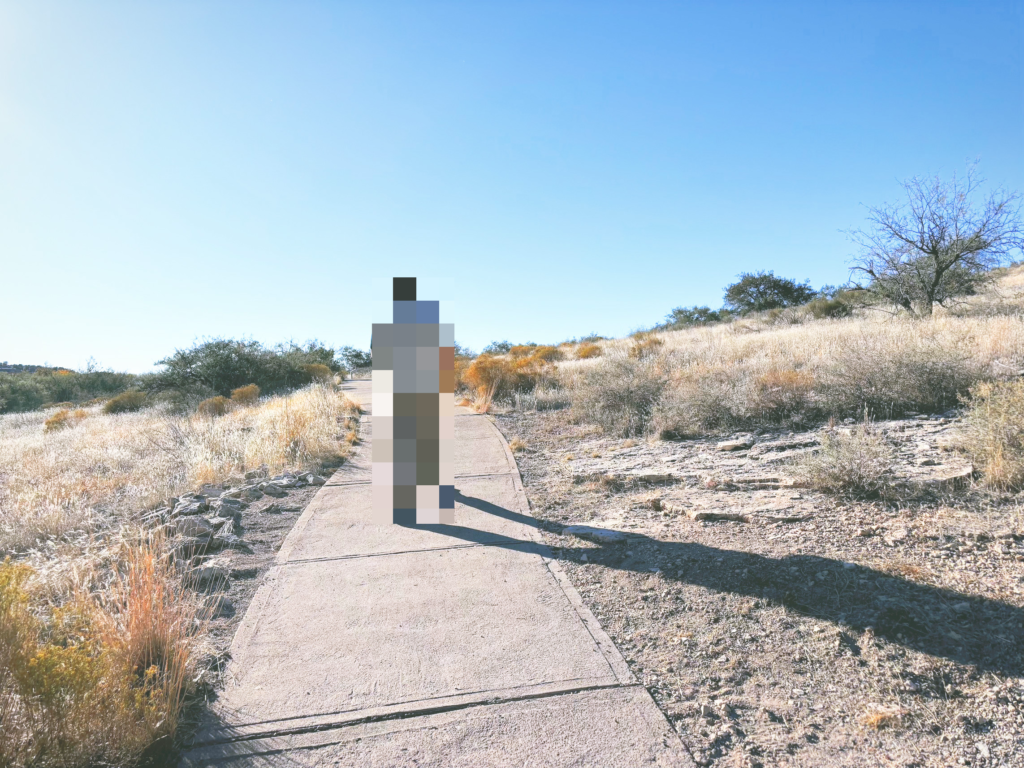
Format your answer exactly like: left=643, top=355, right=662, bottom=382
left=190, top=682, right=639, bottom=749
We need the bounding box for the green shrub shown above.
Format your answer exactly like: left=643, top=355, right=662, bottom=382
left=0, top=370, right=138, bottom=415
left=806, top=296, right=853, bottom=319
left=147, top=339, right=342, bottom=401
left=103, top=391, right=147, bottom=414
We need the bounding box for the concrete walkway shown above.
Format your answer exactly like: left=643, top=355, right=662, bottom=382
left=181, top=379, right=692, bottom=767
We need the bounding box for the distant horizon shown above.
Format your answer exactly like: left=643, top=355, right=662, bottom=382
left=2, top=1, right=1021, bottom=373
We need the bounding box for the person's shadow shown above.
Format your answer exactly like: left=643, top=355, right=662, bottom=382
left=403, top=490, right=1024, bottom=678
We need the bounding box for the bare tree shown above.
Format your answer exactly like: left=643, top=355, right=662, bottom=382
left=849, top=165, right=1023, bottom=316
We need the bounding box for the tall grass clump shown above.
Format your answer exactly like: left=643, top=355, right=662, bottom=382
left=960, top=380, right=1024, bottom=490
left=566, top=353, right=667, bottom=436
left=792, top=421, right=898, bottom=498
left=0, top=542, right=205, bottom=768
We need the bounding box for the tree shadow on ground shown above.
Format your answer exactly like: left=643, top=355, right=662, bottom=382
left=409, top=490, right=1024, bottom=678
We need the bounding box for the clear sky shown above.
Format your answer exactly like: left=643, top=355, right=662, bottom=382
left=1, top=1, right=1021, bottom=372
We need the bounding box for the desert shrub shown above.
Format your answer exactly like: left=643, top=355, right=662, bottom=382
left=818, top=328, right=985, bottom=418
left=792, top=422, right=898, bottom=498
left=338, top=346, right=372, bottom=370
left=724, top=271, right=816, bottom=314
left=806, top=295, right=853, bottom=319
left=575, top=342, right=602, bottom=359
left=530, top=345, right=564, bottom=362
left=0, top=545, right=204, bottom=768
left=568, top=354, right=667, bottom=436
left=230, top=383, right=261, bottom=405
left=462, top=354, right=548, bottom=401
left=664, top=306, right=729, bottom=328
left=508, top=345, right=536, bottom=358
left=0, top=370, right=138, bottom=415
left=197, top=396, right=231, bottom=417
left=628, top=334, right=664, bottom=360
left=482, top=341, right=513, bottom=355
left=960, top=380, right=1024, bottom=490
left=148, top=338, right=342, bottom=401
left=752, top=368, right=816, bottom=421
left=103, top=390, right=147, bottom=415
left=43, top=409, right=87, bottom=433
left=300, top=363, right=334, bottom=383
left=653, top=367, right=739, bottom=438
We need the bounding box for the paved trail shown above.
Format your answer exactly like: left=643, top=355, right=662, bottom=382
left=181, top=379, right=692, bottom=767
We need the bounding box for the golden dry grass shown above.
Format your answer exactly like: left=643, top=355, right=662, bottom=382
left=960, top=379, right=1024, bottom=490
left=0, top=382, right=360, bottom=554
left=0, top=539, right=206, bottom=767
left=0, top=382, right=360, bottom=766
left=558, top=269, right=1024, bottom=436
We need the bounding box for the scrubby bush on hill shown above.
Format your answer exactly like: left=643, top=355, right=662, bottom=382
left=0, top=370, right=138, bottom=415
left=103, top=391, right=147, bottom=414
left=146, top=339, right=342, bottom=406
left=724, top=271, right=817, bottom=314
left=568, top=354, right=667, bottom=437
left=230, top=384, right=261, bottom=405
left=197, top=396, right=231, bottom=417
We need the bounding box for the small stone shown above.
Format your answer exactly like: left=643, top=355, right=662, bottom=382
left=245, top=465, right=269, bottom=480
left=305, top=475, right=326, bottom=486
left=857, top=527, right=876, bottom=537
left=717, top=436, right=755, bottom=452
left=563, top=525, right=627, bottom=544
left=976, top=742, right=990, bottom=759
left=260, top=483, right=287, bottom=498
left=185, top=565, right=229, bottom=592
left=204, top=595, right=235, bottom=619
left=173, top=495, right=209, bottom=517
left=212, top=527, right=252, bottom=553
left=951, top=602, right=971, bottom=616
left=173, top=517, right=214, bottom=539
left=917, top=457, right=939, bottom=466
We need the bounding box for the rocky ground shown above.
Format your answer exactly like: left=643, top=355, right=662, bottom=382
left=496, top=409, right=1024, bottom=768
left=168, top=462, right=348, bottom=741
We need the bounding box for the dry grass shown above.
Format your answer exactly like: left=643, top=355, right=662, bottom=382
left=0, top=382, right=359, bottom=766
left=557, top=269, right=1024, bottom=437
left=0, top=540, right=206, bottom=767
left=575, top=342, right=602, bottom=359
left=197, top=395, right=230, bottom=417
left=43, top=408, right=87, bottom=433
left=508, top=437, right=527, bottom=453
left=859, top=706, right=908, bottom=731
left=960, top=379, right=1024, bottom=490
left=230, top=384, right=261, bottom=405
left=0, top=383, right=360, bottom=553
left=792, top=421, right=898, bottom=498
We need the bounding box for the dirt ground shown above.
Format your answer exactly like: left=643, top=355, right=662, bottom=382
left=496, top=408, right=1024, bottom=768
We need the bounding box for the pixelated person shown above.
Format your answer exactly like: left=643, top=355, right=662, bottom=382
left=371, top=277, right=455, bottom=525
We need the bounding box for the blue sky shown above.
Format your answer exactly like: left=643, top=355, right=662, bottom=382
left=1, top=1, right=1021, bottom=372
